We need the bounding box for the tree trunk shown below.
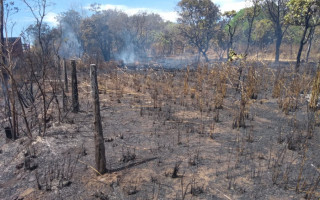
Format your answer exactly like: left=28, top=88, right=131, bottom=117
left=296, top=26, right=309, bottom=70
left=0, top=0, right=3, bottom=64
left=9, top=79, right=18, bottom=139
left=245, top=19, right=254, bottom=55
left=227, top=24, right=235, bottom=60
left=196, top=51, right=201, bottom=63
left=0, top=0, right=9, bottom=123
left=90, top=64, right=107, bottom=175
left=0, top=0, right=18, bottom=139
left=102, top=39, right=111, bottom=62
left=71, top=60, right=79, bottom=113
left=227, top=36, right=233, bottom=60
left=202, top=51, right=209, bottom=62
left=305, top=27, right=315, bottom=63
left=275, top=24, right=283, bottom=63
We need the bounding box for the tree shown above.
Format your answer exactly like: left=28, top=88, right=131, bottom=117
left=282, top=25, right=301, bottom=58
left=153, top=23, right=176, bottom=56
left=0, top=0, right=7, bottom=121
left=177, top=0, right=220, bottom=62
left=80, top=12, right=112, bottom=61
left=252, top=18, right=274, bottom=58
left=285, top=0, right=320, bottom=69
left=103, top=10, right=129, bottom=60
left=0, top=1, right=3, bottom=62
left=23, top=0, right=58, bottom=136
left=305, top=25, right=315, bottom=62
left=212, top=24, right=228, bottom=60
left=244, top=0, right=262, bottom=55
left=26, top=23, right=61, bottom=55
left=0, top=1, right=33, bottom=139
left=264, top=0, right=289, bottom=62
left=57, top=9, right=83, bottom=58
left=223, top=10, right=243, bottom=59
left=125, top=12, right=164, bottom=61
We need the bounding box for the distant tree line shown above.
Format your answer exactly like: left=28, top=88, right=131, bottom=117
left=22, top=0, right=320, bottom=67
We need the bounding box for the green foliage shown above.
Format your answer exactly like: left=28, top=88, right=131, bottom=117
left=153, top=22, right=182, bottom=56
left=285, top=0, right=320, bottom=66
left=177, top=0, right=220, bottom=61
left=228, top=49, right=247, bottom=61
left=283, top=26, right=303, bottom=43
left=252, top=18, right=274, bottom=45
left=21, top=0, right=320, bottom=62
left=223, top=10, right=244, bottom=32
left=285, top=0, right=320, bottom=26
left=25, top=23, right=61, bottom=54
left=230, top=7, right=268, bottom=44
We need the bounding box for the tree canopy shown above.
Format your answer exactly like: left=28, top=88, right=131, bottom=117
left=177, top=0, right=220, bottom=62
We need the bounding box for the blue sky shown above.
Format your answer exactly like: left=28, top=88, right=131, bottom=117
left=9, top=0, right=248, bottom=37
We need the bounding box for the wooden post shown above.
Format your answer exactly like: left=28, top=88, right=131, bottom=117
left=62, top=58, right=67, bottom=112
left=62, top=88, right=67, bottom=112
left=71, top=60, right=79, bottom=113
left=57, top=57, right=61, bottom=80
left=90, top=64, right=107, bottom=175
left=63, top=58, right=68, bottom=93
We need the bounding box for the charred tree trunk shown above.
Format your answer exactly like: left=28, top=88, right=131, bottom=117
left=245, top=22, right=253, bottom=55
left=9, top=82, right=18, bottom=139
left=296, top=26, right=308, bottom=70
left=90, top=64, right=107, bottom=175
left=0, top=0, right=17, bottom=139
left=227, top=37, right=233, bottom=60
left=227, top=24, right=236, bottom=60
left=305, top=27, right=315, bottom=63
left=71, top=60, right=79, bottom=113
left=0, top=0, right=3, bottom=65
left=0, top=0, right=8, bottom=121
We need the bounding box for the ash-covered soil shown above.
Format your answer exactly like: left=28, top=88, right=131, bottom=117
left=0, top=62, right=320, bottom=200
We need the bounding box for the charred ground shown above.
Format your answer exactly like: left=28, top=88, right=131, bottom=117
left=0, top=60, right=320, bottom=200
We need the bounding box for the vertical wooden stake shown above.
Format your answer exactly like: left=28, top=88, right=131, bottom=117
left=71, top=59, right=79, bottom=113
left=63, top=58, right=68, bottom=93
left=90, top=64, right=107, bottom=175
left=62, top=88, right=67, bottom=112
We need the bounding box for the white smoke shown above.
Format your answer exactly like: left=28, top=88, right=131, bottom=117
left=118, top=43, right=135, bottom=64
left=59, top=23, right=83, bottom=58
left=115, top=33, right=136, bottom=64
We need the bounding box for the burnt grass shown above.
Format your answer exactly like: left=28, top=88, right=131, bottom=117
left=0, top=61, right=320, bottom=199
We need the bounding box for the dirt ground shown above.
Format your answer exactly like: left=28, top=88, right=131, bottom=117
left=0, top=61, right=320, bottom=200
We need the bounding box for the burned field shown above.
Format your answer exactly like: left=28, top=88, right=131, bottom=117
left=0, top=60, right=320, bottom=200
